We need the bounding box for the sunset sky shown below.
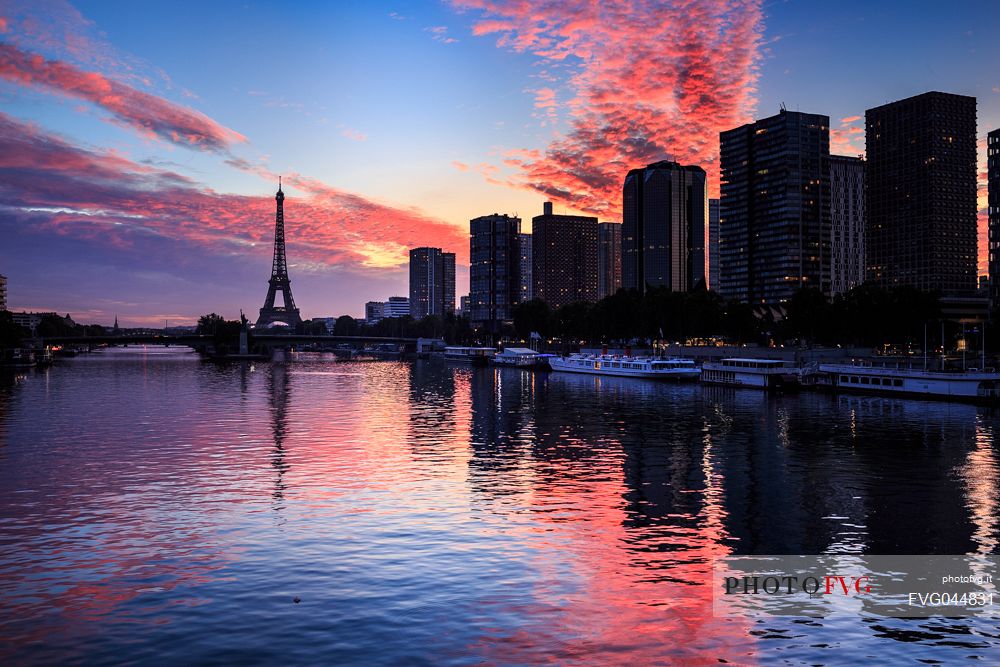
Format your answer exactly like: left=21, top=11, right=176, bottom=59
left=1, top=0, right=998, bottom=325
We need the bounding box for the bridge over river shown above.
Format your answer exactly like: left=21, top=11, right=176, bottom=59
left=30, top=333, right=438, bottom=355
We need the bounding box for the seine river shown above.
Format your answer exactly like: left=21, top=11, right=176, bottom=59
left=2, top=348, right=999, bottom=664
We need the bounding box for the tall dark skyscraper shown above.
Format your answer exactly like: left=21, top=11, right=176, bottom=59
left=622, top=160, right=706, bottom=293
left=409, top=247, right=455, bottom=319
left=532, top=202, right=598, bottom=308
left=866, top=91, right=978, bottom=295
left=708, top=198, right=720, bottom=292
left=987, top=129, right=999, bottom=310
left=470, top=213, right=521, bottom=330
left=719, top=109, right=831, bottom=304
left=598, top=222, right=622, bottom=299
left=830, top=155, right=866, bottom=295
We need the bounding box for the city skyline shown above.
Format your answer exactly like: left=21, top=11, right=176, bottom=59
left=1, top=1, right=999, bottom=324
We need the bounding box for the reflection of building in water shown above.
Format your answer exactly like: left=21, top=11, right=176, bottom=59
left=700, top=389, right=872, bottom=554
left=407, top=359, right=458, bottom=444
left=467, top=367, right=539, bottom=495
left=0, top=373, right=22, bottom=448
left=465, top=359, right=751, bottom=663
left=833, top=395, right=983, bottom=554
left=269, top=363, right=290, bottom=504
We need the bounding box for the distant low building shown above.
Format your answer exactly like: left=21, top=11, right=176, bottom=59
left=365, top=301, right=385, bottom=324
left=11, top=311, right=76, bottom=334
left=383, top=296, right=409, bottom=318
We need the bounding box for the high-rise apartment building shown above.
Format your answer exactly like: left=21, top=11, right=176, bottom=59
left=622, top=160, right=706, bottom=293
left=598, top=222, right=622, bottom=299
left=470, top=213, right=522, bottom=330
left=708, top=199, right=720, bottom=292
left=409, top=247, right=456, bottom=319
left=988, top=129, right=1000, bottom=310
left=518, top=233, right=533, bottom=302
left=0, top=274, right=6, bottom=311
left=866, top=91, right=977, bottom=295
left=830, top=155, right=866, bottom=295
left=719, top=109, right=831, bottom=304
left=532, top=202, right=598, bottom=308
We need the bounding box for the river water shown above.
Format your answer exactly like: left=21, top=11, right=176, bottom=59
left=1, top=348, right=999, bottom=664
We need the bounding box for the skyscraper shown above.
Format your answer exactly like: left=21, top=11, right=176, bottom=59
left=622, top=160, right=706, bottom=294
left=0, top=274, right=6, bottom=312
left=719, top=109, right=831, bottom=304
left=830, top=155, right=866, bottom=295
left=409, top=247, right=456, bottom=319
left=866, top=91, right=977, bottom=295
left=470, top=213, right=522, bottom=330
left=518, top=233, right=533, bottom=302
left=988, top=129, right=999, bottom=310
left=532, top=202, right=598, bottom=308
left=708, top=199, right=720, bottom=292
left=598, top=222, right=622, bottom=298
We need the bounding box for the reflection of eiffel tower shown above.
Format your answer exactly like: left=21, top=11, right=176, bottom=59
left=256, top=179, right=302, bottom=329
left=269, top=363, right=290, bottom=503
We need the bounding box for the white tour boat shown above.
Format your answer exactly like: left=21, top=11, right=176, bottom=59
left=549, top=353, right=700, bottom=380
left=444, top=346, right=495, bottom=366
left=493, top=347, right=541, bottom=368
left=818, top=363, right=1000, bottom=403
left=700, top=358, right=800, bottom=390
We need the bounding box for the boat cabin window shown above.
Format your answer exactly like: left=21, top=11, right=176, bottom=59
left=893, top=379, right=903, bottom=387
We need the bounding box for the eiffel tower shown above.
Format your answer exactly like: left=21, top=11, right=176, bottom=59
left=256, top=179, right=302, bottom=329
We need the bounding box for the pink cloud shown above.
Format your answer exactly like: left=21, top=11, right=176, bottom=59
left=0, top=42, right=245, bottom=152
left=830, top=115, right=865, bottom=156
left=452, top=160, right=470, bottom=171
left=452, top=0, right=765, bottom=213
left=425, top=25, right=459, bottom=44
left=340, top=127, right=368, bottom=142
left=0, top=112, right=468, bottom=271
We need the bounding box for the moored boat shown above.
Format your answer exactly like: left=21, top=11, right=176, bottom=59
left=493, top=347, right=541, bottom=368
left=700, top=358, right=800, bottom=390
left=818, top=362, right=1000, bottom=403
left=549, top=353, right=700, bottom=380
left=444, top=346, right=495, bottom=366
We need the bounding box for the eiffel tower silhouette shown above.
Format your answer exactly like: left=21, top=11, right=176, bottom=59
left=256, top=179, right=302, bottom=329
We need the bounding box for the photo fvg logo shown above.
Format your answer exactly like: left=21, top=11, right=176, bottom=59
left=723, top=575, right=872, bottom=596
